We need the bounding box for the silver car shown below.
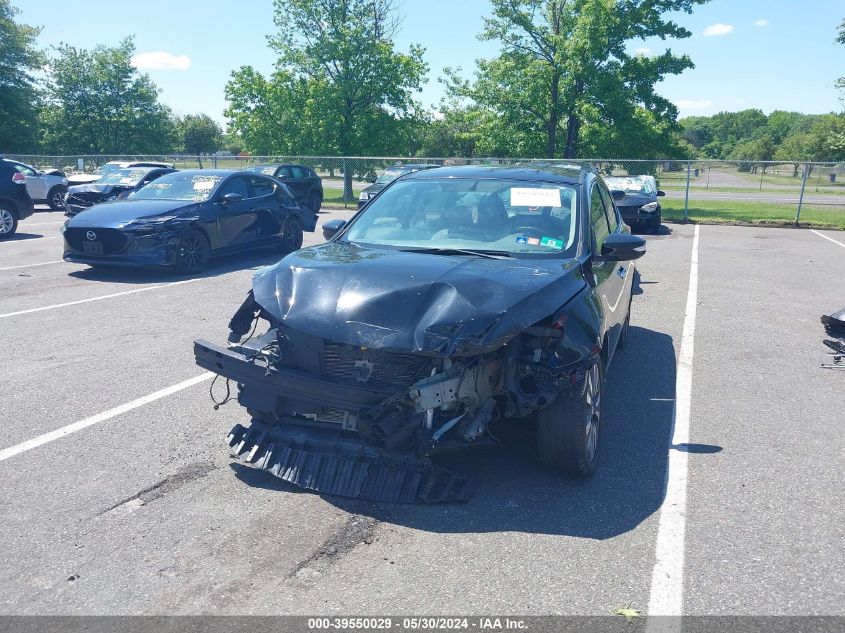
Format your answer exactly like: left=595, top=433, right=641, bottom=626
left=3, top=159, right=69, bottom=210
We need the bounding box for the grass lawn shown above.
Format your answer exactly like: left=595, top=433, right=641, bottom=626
left=661, top=198, right=845, bottom=230
left=323, top=186, right=362, bottom=206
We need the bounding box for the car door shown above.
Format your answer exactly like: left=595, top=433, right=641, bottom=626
left=288, top=165, right=312, bottom=201
left=215, top=176, right=257, bottom=249
left=588, top=181, right=627, bottom=361
left=245, top=175, right=284, bottom=242
left=12, top=162, right=47, bottom=201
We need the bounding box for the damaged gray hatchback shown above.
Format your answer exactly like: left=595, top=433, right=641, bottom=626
left=194, top=164, right=646, bottom=503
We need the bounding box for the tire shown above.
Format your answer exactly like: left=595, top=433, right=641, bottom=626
left=309, top=191, right=322, bottom=213
left=47, top=185, right=67, bottom=210
left=0, top=206, right=18, bottom=239
left=280, top=215, right=303, bottom=252
left=537, top=362, right=603, bottom=477
left=174, top=229, right=210, bottom=275
left=650, top=209, right=662, bottom=234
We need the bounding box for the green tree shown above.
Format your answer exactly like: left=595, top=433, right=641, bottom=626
left=837, top=17, right=844, bottom=97
left=177, top=113, right=223, bottom=168
left=42, top=37, right=175, bottom=155
left=263, top=0, right=427, bottom=199
left=0, top=0, right=44, bottom=152
left=446, top=0, right=707, bottom=159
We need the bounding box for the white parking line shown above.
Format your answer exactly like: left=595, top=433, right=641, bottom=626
left=646, top=223, right=700, bottom=622
left=0, top=278, right=202, bottom=318
left=0, top=373, right=214, bottom=463
left=20, top=221, right=65, bottom=228
left=0, top=260, right=64, bottom=272
left=811, top=229, right=845, bottom=249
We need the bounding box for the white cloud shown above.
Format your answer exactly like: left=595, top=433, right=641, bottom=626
left=633, top=47, right=652, bottom=56
left=675, top=99, right=714, bottom=110
left=753, top=19, right=768, bottom=27
left=703, top=23, right=734, bottom=36
left=131, top=51, right=191, bottom=71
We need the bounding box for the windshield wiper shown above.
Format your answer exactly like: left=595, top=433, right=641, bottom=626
left=398, top=247, right=512, bottom=259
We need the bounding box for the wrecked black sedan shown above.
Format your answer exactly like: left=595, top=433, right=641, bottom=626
left=195, top=164, right=645, bottom=502
left=63, top=166, right=176, bottom=216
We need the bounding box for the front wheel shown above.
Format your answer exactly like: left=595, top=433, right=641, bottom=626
left=649, top=210, right=662, bottom=234
left=280, top=215, right=303, bottom=252
left=0, top=207, right=18, bottom=239
left=47, top=185, right=67, bottom=210
left=537, top=362, right=603, bottom=477
left=174, top=229, right=210, bottom=275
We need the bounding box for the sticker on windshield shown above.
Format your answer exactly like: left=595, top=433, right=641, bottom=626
left=527, top=237, right=540, bottom=246
left=540, top=236, right=564, bottom=250
left=511, top=187, right=561, bottom=208
left=516, top=235, right=528, bottom=244
left=194, top=180, right=215, bottom=191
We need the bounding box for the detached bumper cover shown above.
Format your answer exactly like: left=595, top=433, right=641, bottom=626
left=227, top=421, right=469, bottom=503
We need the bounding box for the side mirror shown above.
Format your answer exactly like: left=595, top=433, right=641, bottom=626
left=322, top=219, right=346, bottom=240
left=222, top=192, right=243, bottom=204
left=600, top=232, right=646, bottom=261
left=656, top=190, right=666, bottom=197
left=610, top=189, right=626, bottom=202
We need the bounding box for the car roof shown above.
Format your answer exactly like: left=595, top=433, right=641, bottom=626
left=159, top=169, right=238, bottom=177
left=389, top=163, right=440, bottom=170
left=402, top=163, right=591, bottom=184
left=248, top=163, right=310, bottom=169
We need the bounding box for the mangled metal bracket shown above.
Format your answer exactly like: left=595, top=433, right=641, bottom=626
left=227, top=421, right=470, bottom=503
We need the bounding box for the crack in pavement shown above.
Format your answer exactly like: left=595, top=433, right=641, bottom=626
left=100, top=461, right=217, bottom=517
left=289, top=513, right=379, bottom=587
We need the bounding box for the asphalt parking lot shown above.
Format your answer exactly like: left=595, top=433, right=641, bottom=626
left=0, top=208, right=842, bottom=617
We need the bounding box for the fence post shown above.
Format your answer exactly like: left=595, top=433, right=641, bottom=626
left=795, top=162, right=810, bottom=225
left=683, top=160, right=692, bottom=223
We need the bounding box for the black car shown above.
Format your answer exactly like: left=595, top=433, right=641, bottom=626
left=604, top=175, right=665, bottom=233
left=194, top=164, right=646, bottom=503
left=64, top=167, right=177, bottom=216
left=244, top=164, right=323, bottom=212
left=62, top=170, right=317, bottom=274
left=0, top=158, right=35, bottom=239
left=357, top=163, right=439, bottom=208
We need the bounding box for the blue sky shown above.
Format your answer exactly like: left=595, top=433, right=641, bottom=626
left=17, top=0, right=845, bottom=127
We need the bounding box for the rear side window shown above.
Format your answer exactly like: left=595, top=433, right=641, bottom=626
left=247, top=175, right=275, bottom=198
left=275, top=166, right=292, bottom=179
left=291, top=166, right=309, bottom=179
left=12, top=162, right=36, bottom=176
left=590, top=184, right=610, bottom=250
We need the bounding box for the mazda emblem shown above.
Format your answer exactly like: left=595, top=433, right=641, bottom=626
left=86, top=231, right=97, bottom=241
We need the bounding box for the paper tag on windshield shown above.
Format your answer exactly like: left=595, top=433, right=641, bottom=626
left=511, top=187, right=561, bottom=208
left=120, top=178, right=133, bottom=184
left=194, top=180, right=215, bottom=191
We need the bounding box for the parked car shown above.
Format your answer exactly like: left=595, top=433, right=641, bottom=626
left=64, top=166, right=177, bottom=216
left=244, top=164, right=323, bottom=212
left=2, top=158, right=69, bottom=210
left=0, top=158, right=35, bottom=238
left=357, top=163, right=440, bottom=208
left=67, top=161, right=175, bottom=186
left=604, top=175, right=665, bottom=233
left=62, top=170, right=317, bottom=274
left=194, top=164, right=646, bottom=503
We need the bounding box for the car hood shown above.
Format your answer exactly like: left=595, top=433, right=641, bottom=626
left=616, top=193, right=656, bottom=206
left=67, top=174, right=103, bottom=185
left=252, top=242, right=587, bottom=356
left=362, top=183, right=387, bottom=195
left=67, top=183, right=132, bottom=196
left=67, top=199, right=194, bottom=228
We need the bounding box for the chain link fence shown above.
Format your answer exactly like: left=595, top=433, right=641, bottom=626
left=6, top=154, right=844, bottom=228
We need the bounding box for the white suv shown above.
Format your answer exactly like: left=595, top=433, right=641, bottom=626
left=67, top=161, right=175, bottom=187
left=3, top=159, right=69, bottom=210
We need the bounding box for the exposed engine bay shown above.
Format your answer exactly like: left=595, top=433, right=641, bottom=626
left=194, top=283, right=599, bottom=503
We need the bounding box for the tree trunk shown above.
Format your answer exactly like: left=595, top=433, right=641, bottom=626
left=340, top=103, right=355, bottom=203
left=545, top=73, right=560, bottom=159
left=564, top=111, right=580, bottom=159
left=197, top=154, right=203, bottom=169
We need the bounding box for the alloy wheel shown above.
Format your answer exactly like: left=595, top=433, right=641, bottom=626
left=0, top=209, right=14, bottom=234
left=584, top=364, right=601, bottom=462
left=178, top=233, right=209, bottom=273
